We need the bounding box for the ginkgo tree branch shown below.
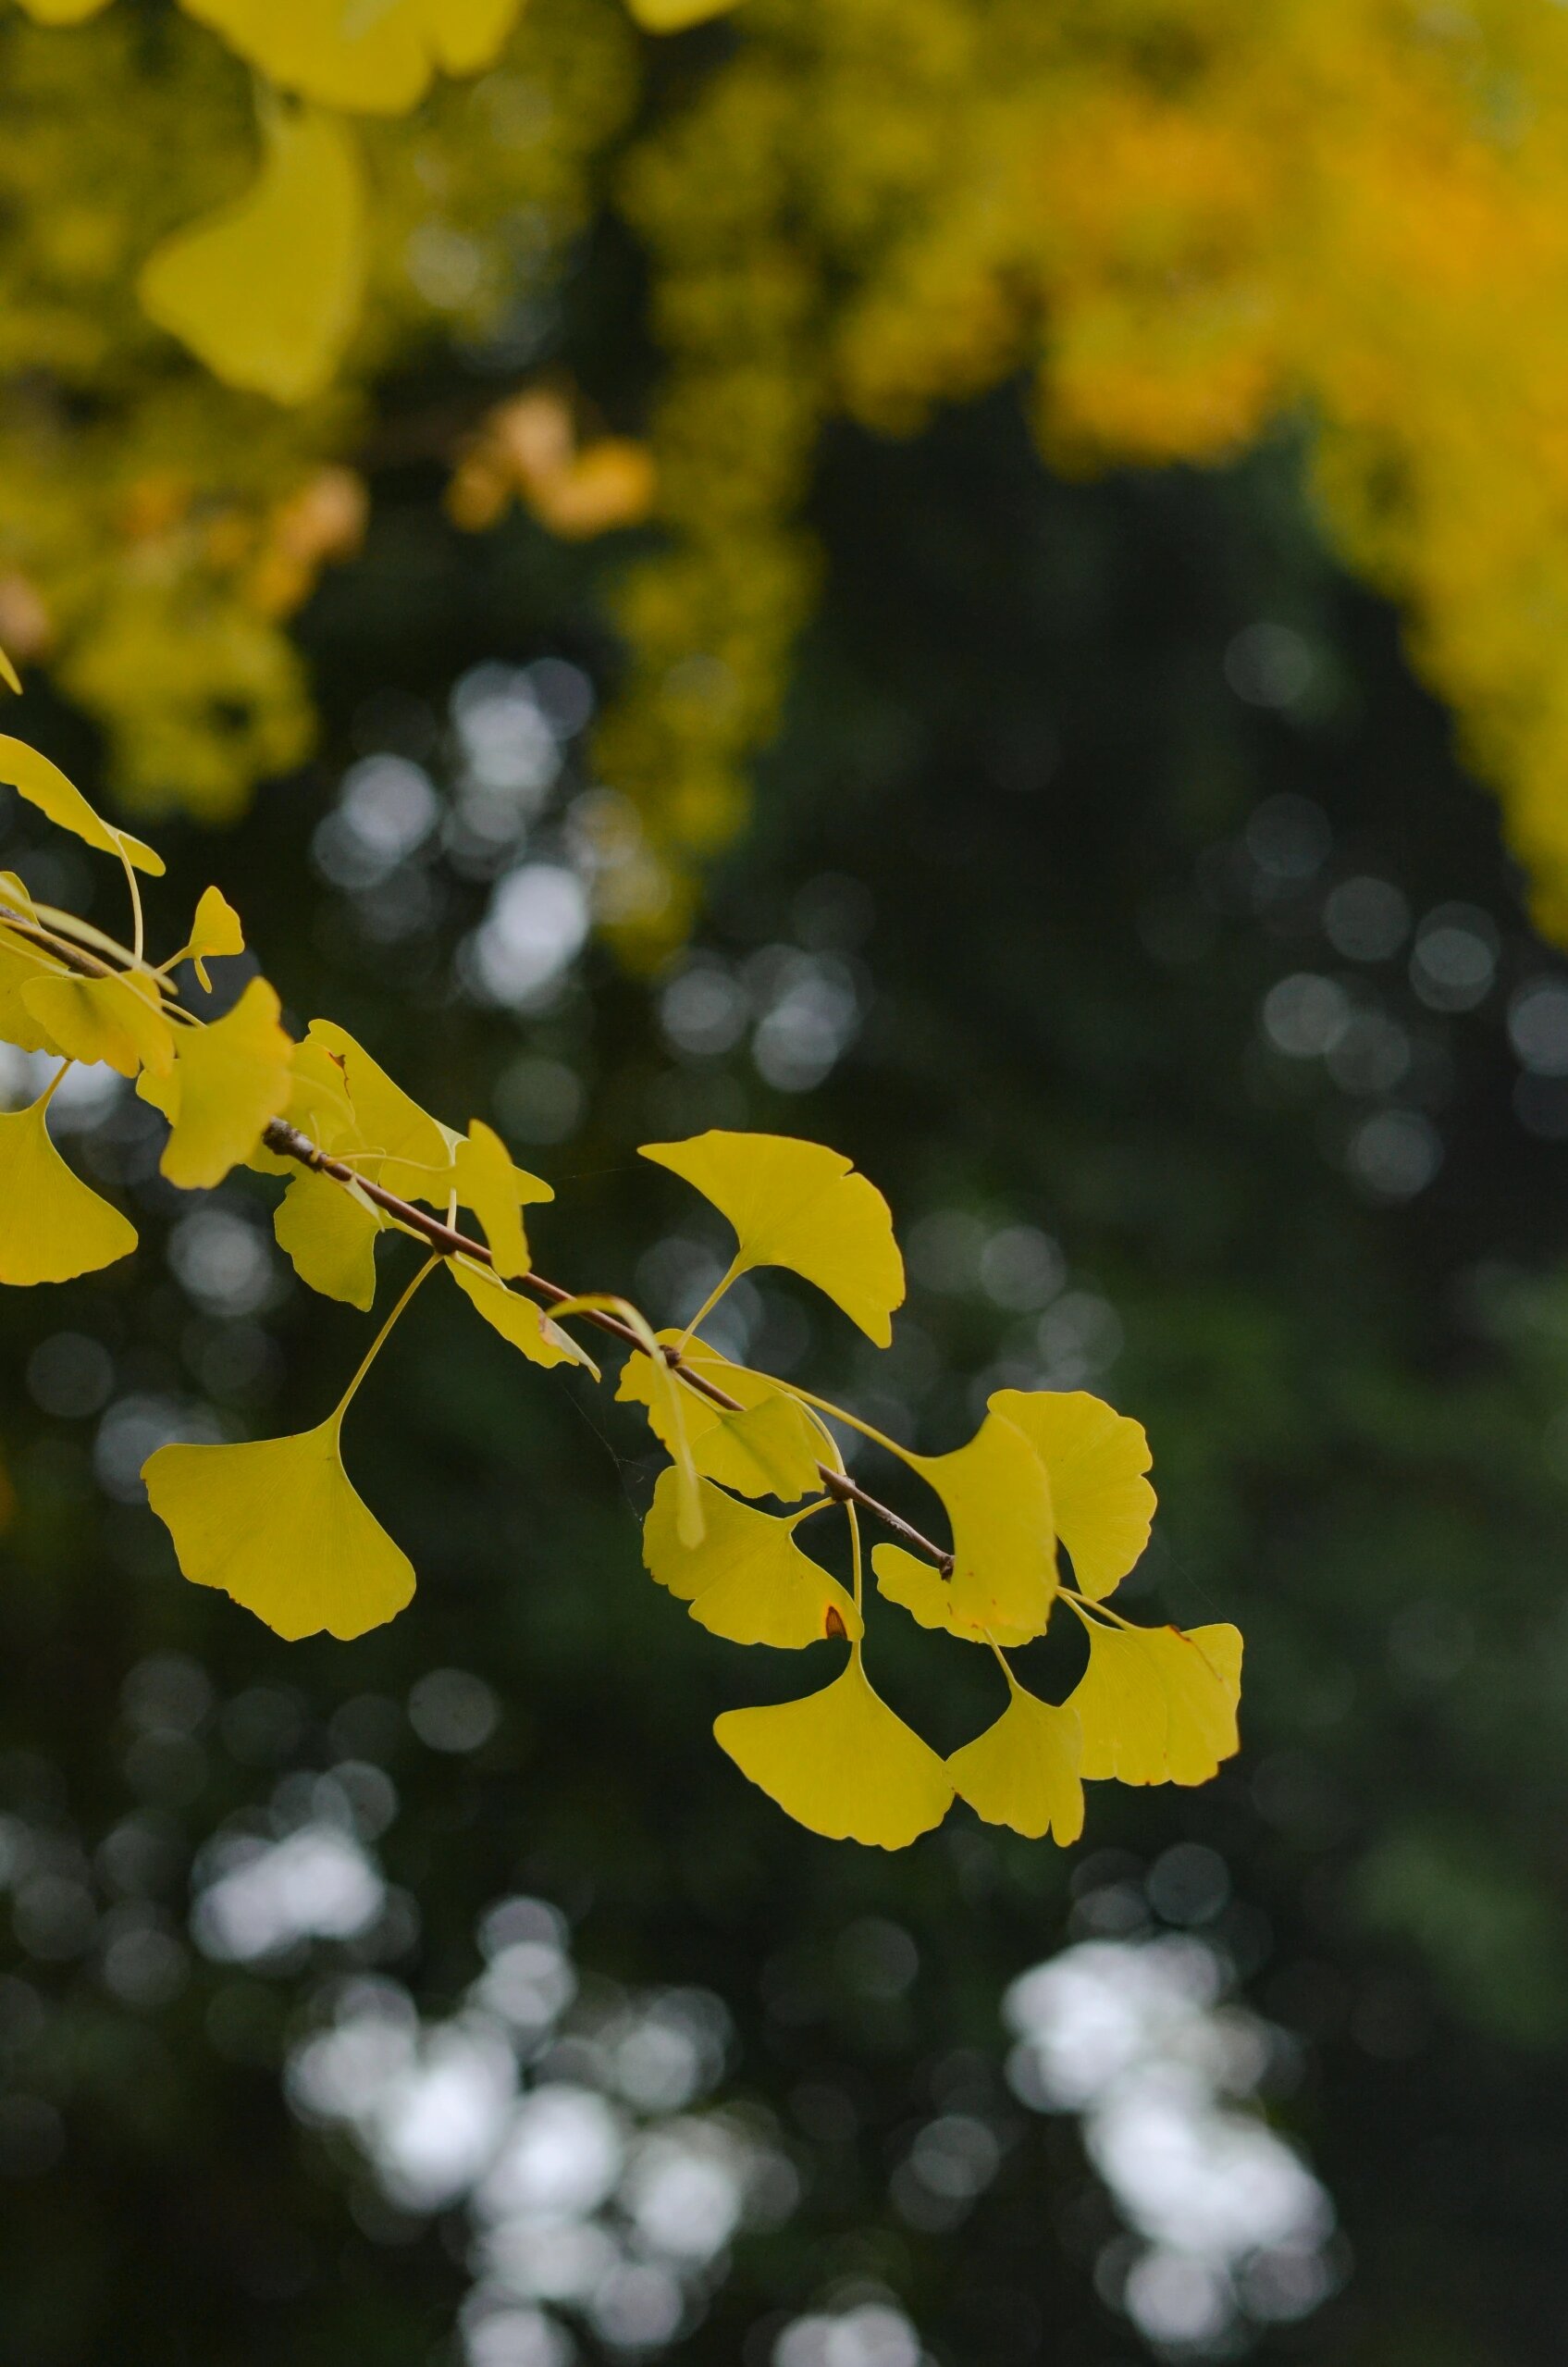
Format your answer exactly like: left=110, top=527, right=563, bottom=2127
left=262, top=1117, right=957, bottom=1575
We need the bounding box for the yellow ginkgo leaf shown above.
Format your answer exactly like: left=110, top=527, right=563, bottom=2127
left=715, top=1653, right=952, bottom=1847
left=0, top=929, right=67, bottom=1056
left=0, top=1088, right=137, bottom=1284
left=947, top=1680, right=1084, bottom=1843
left=643, top=1468, right=859, bottom=1648
left=617, top=1332, right=822, bottom=1499
left=448, top=1255, right=586, bottom=1371
left=0, top=735, right=163, bottom=874
left=308, top=1019, right=456, bottom=1202
left=1070, top=1619, right=1244, bottom=1787
left=998, top=1389, right=1154, bottom=1599
left=145, top=976, right=293, bottom=1189
left=21, top=972, right=173, bottom=1081
left=185, top=886, right=245, bottom=993
left=0, top=644, right=20, bottom=694
left=138, top=105, right=365, bottom=405
left=179, top=0, right=523, bottom=114
left=453, top=1120, right=551, bottom=1280
left=897, top=1399, right=1056, bottom=1642
left=274, top=1167, right=383, bottom=1309
left=144, top=1416, right=414, bottom=1642
left=624, top=0, right=742, bottom=30
left=638, top=1131, right=905, bottom=1345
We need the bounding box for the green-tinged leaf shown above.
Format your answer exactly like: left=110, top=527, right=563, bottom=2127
left=0, top=644, right=20, bottom=693
left=448, top=1255, right=587, bottom=1371
left=996, top=1387, right=1154, bottom=1598
left=144, top=1416, right=414, bottom=1642
left=1070, top=1619, right=1243, bottom=1786
left=947, top=1681, right=1084, bottom=1842
left=715, top=1654, right=952, bottom=1846
left=146, top=976, right=293, bottom=1189
left=616, top=1332, right=822, bottom=1499
left=626, top=0, right=742, bottom=29
left=0, top=735, right=163, bottom=874
left=0, top=1090, right=138, bottom=1283
left=643, top=1468, right=858, bottom=1647
left=138, top=105, right=365, bottom=404
left=639, top=1130, right=905, bottom=1345
left=453, top=1119, right=551, bottom=1280
left=21, top=972, right=174, bottom=1080
left=274, top=1167, right=382, bottom=1309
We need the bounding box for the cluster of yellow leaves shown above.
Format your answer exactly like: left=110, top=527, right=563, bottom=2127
left=626, top=1126, right=1241, bottom=1850
left=0, top=0, right=639, bottom=815
left=0, top=694, right=1241, bottom=1846
left=448, top=389, right=657, bottom=540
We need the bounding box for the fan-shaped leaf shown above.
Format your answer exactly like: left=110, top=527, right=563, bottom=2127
left=1070, top=1619, right=1243, bottom=1787
left=144, top=976, right=292, bottom=1189
left=715, top=1654, right=952, bottom=1846
left=452, top=1119, right=551, bottom=1280
left=947, top=1681, right=1084, bottom=1842
left=0, top=1090, right=137, bottom=1283
left=145, top=1415, right=414, bottom=1642
left=996, top=1388, right=1154, bottom=1599
left=639, top=1130, right=905, bottom=1345
left=888, top=1400, right=1056, bottom=1642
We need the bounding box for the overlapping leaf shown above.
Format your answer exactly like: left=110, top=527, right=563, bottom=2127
left=999, top=1388, right=1155, bottom=1598
left=22, top=972, right=173, bottom=1081
left=274, top=1167, right=384, bottom=1310
left=876, top=1397, right=1056, bottom=1643
left=1069, top=1619, right=1243, bottom=1786
left=140, top=976, right=293, bottom=1189
left=144, top=1417, right=414, bottom=1642
left=0, top=1089, right=137, bottom=1284
left=639, top=1130, right=905, bottom=1344
left=617, top=1332, right=822, bottom=1500
left=644, top=1469, right=858, bottom=1648
left=0, top=927, right=68, bottom=1056
left=452, top=1119, right=551, bottom=1280
left=448, top=1256, right=586, bottom=1371
left=715, top=1654, right=952, bottom=1848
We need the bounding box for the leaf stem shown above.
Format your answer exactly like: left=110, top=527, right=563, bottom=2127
left=334, top=1253, right=438, bottom=1419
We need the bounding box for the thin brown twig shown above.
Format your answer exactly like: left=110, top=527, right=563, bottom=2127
left=263, top=1117, right=955, bottom=1574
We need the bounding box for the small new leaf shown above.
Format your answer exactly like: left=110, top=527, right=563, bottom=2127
left=638, top=1130, right=905, bottom=1345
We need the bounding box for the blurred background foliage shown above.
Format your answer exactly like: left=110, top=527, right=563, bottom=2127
left=6, top=2, right=1568, bottom=2364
